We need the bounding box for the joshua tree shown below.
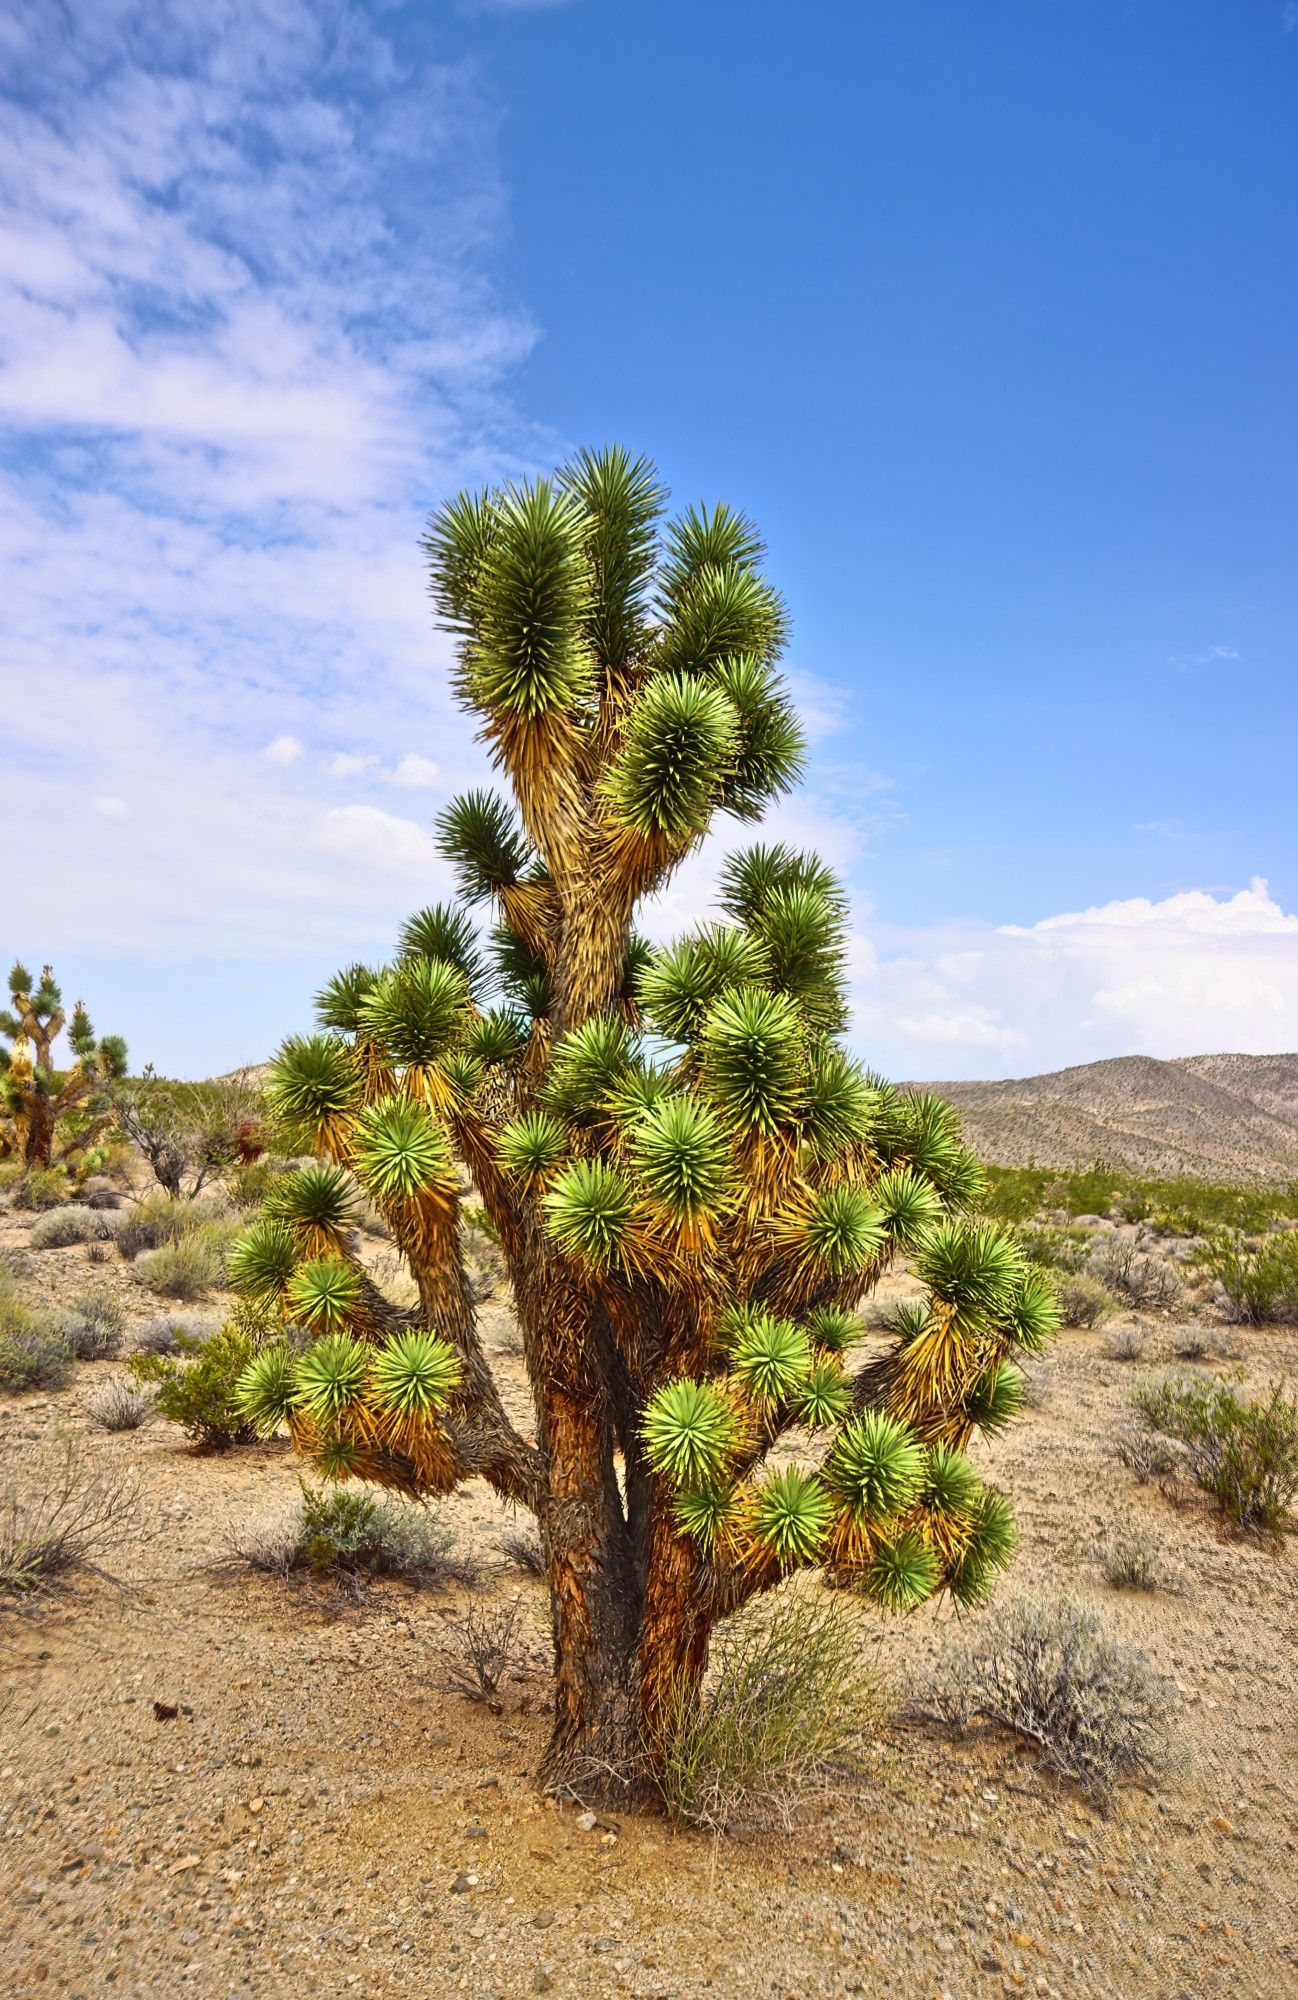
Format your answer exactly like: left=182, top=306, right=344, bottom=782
left=230, top=449, right=1058, bottom=1798
left=0, top=962, right=128, bottom=1171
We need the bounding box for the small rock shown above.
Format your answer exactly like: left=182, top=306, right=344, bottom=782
left=575, top=1810, right=597, bottom=1832
left=1211, top=1816, right=1234, bottom=1836
left=450, top=1872, right=475, bottom=1893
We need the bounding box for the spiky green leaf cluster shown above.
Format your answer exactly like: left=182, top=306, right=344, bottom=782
left=371, top=1330, right=461, bottom=1419
left=754, top=1466, right=832, bottom=1564
left=631, top=1095, right=732, bottom=1224
left=541, top=1159, right=634, bottom=1269
left=352, top=1096, right=453, bottom=1203
left=642, top=1380, right=735, bottom=1486
left=825, top=1411, right=925, bottom=1520
left=362, top=957, right=471, bottom=1070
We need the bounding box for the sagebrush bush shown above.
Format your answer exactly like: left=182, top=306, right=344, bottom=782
left=1191, top=1229, right=1298, bottom=1326
left=232, top=1482, right=469, bottom=1590
left=57, top=1290, right=125, bottom=1360
left=1115, top=1424, right=1184, bottom=1488
left=129, top=1316, right=265, bottom=1448
left=656, top=1592, right=887, bottom=1831
left=115, top=1192, right=197, bottom=1262
left=30, top=1205, right=117, bottom=1250
left=501, top=1526, right=546, bottom=1577
left=440, top=1598, right=534, bottom=1710
left=1106, top=1328, right=1148, bottom=1364
left=85, top=1374, right=152, bottom=1431
left=133, top=1314, right=215, bottom=1356
left=1134, top=1376, right=1298, bottom=1534
left=1056, top=1272, right=1113, bottom=1329
left=930, top=1597, right=1168, bottom=1802
left=132, top=1218, right=236, bottom=1301
left=0, top=1260, right=71, bottom=1390
left=0, top=1442, right=139, bottom=1593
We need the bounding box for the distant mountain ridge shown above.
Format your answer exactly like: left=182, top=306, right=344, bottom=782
left=912, top=1052, right=1298, bottom=1184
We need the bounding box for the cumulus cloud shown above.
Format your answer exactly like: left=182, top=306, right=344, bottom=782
left=264, top=735, right=305, bottom=766
left=91, top=794, right=128, bottom=819
left=388, top=754, right=441, bottom=789
left=854, top=878, right=1298, bottom=1080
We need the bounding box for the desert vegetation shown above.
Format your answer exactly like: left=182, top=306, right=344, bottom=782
left=0, top=961, right=127, bottom=1176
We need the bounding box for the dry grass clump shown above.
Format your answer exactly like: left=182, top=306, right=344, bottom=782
left=500, top=1526, right=546, bottom=1577
left=928, top=1597, right=1168, bottom=1802
left=1105, top=1327, right=1148, bottom=1364
left=1100, top=1531, right=1166, bottom=1592
left=656, top=1592, right=888, bottom=1832
left=231, top=1483, right=475, bottom=1596
left=30, top=1205, right=118, bottom=1250
left=1133, top=1376, right=1298, bottom=1536
left=0, top=1443, right=139, bottom=1596
left=85, top=1375, right=152, bottom=1432
left=132, top=1216, right=238, bottom=1300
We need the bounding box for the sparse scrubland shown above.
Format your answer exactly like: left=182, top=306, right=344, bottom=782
left=2, top=459, right=1295, bottom=1996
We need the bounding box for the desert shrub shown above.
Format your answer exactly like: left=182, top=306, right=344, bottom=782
left=56, top=1290, right=126, bottom=1361
left=1106, top=1328, right=1148, bottom=1364
left=1055, top=1272, right=1114, bottom=1329
left=133, top=1313, right=215, bottom=1355
left=1191, top=1229, right=1298, bottom=1326
left=982, top=1166, right=1298, bottom=1237
left=85, top=1375, right=152, bottom=1431
left=501, top=1526, right=546, bottom=1577
left=0, top=1264, right=71, bottom=1390
left=12, top=1168, right=70, bottom=1211
left=132, top=1216, right=237, bottom=1300
left=115, top=1192, right=193, bottom=1261
left=1100, top=1532, right=1165, bottom=1592
left=1134, top=1377, right=1298, bottom=1534
left=228, top=1160, right=284, bottom=1209
left=656, top=1592, right=887, bottom=1832
left=1089, top=1237, right=1182, bottom=1311
left=111, top=1071, right=267, bottom=1200
left=232, top=1482, right=470, bottom=1592
left=929, top=1598, right=1167, bottom=1802
left=30, top=1205, right=117, bottom=1250
left=128, top=1316, right=264, bottom=1449
left=1015, top=1222, right=1093, bottom=1274
left=1114, top=1425, right=1184, bottom=1487
left=0, top=1443, right=139, bottom=1594
left=440, top=1598, right=533, bottom=1711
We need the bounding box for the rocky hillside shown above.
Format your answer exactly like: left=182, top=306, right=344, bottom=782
left=914, top=1052, right=1298, bottom=1182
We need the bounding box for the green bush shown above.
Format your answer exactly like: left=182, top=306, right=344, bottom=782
left=1133, top=1376, right=1298, bottom=1535
left=1014, top=1222, right=1094, bottom=1274
left=1190, top=1229, right=1298, bottom=1325
left=115, top=1192, right=196, bottom=1261
left=12, top=1168, right=71, bottom=1211
left=983, top=1164, right=1298, bottom=1237
left=1054, top=1272, right=1114, bottom=1329
left=132, top=1217, right=238, bottom=1300
left=231, top=1481, right=468, bottom=1588
left=655, top=1592, right=887, bottom=1831
left=128, top=1316, right=264, bottom=1448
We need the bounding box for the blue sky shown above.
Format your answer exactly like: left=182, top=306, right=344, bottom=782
left=1, top=0, right=1296, bottom=1079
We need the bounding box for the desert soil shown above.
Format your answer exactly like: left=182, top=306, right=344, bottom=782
left=2, top=1192, right=1296, bottom=2000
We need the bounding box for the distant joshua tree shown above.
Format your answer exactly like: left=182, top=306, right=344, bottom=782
left=0, top=961, right=128, bottom=1170
left=230, top=449, right=1059, bottom=1800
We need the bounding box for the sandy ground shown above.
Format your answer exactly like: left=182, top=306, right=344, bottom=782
left=2, top=1191, right=1296, bottom=2000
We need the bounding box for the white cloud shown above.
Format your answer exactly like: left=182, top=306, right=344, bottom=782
left=0, top=1, right=543, bottom=993
left=853, top=878, right=1298, bottom=1079
left=387, top=754, right=441, bottom=789
left=91, top=793, right=127, bottom=819
left=316, top=805, right=448, bottom=881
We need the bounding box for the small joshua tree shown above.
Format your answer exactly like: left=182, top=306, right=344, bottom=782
left=0, top=962, right=128, bottom=1171
left=231, top=450, right=1059, bottom=1798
